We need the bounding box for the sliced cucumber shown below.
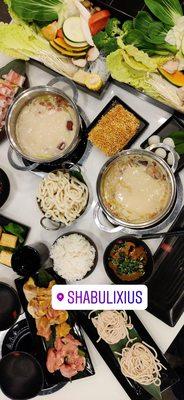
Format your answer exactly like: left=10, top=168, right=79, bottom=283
left=63, top=17, right=86, bottom=44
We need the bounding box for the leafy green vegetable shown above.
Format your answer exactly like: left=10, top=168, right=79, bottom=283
left=122, top=20, right=133, bottom=35
left=36, top=268, right=54, bottom=287
left=174, top=143, right=184, bottom=154
left=134, top=11, right=153, bottom=33
left=167, top=131, right=184, bottom=153
left=93, top=31, right=118, bottom=56
left=117, top=39, right=157, bottom=70
left=106, top=49, right=179, bottom=110
left=0, top=59, right=26, bottom=78
left=0, top=22, right=77, bottom=77
left=145, top=0, right=183, bottom=26
left=4, top=222, right=26, bottom=243
left=105, top=17, right=122, bottom=37
left=11, top=0, right=66, bottom=25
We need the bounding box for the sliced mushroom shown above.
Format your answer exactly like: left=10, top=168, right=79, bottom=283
left=87, top=46, right=100, bottom=62
left=72, top=58, right=87, bottom=68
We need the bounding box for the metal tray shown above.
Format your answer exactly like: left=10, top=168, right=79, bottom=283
left=147, top=206, right=184, bottom=327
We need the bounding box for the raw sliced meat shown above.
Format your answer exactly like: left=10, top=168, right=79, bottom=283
left=2, top=69, right=25, bottom=87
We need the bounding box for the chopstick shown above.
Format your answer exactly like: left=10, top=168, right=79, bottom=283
left=135, top=230, right=184, bottom=240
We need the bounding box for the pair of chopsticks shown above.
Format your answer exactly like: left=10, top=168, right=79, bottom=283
left=135, top=230, right=184, bottom=240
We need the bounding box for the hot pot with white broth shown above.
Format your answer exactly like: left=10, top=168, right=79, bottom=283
left=5, top=77, right=81, bottom=171
left=94, top=147, right=180, bottom=233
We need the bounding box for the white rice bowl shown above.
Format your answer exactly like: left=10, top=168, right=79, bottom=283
left=50, top=233, right=96, bottom=281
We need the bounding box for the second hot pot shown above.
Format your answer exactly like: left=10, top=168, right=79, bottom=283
left=94, top=147, right=179, bottom=232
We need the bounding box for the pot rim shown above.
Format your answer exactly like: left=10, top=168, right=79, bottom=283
left=5, top=85, right=81, bottom=164
left=96, top=149, right=177, bottom=229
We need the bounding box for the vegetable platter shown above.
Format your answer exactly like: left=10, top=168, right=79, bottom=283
left=95, top=0, right=184, bottom=116
left=0, top=0, right=113, bottom=98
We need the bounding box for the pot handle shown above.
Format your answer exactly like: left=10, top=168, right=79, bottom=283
left=94, top=202, right=123, bottom=234
left=8, top=147, right=39, bottom=171
left=47, top=76, right=78, bottom=103
left=61, top=161, right=81, bottom=173
left=40, top=217, right=61, bottom=231
left=146, top=143, right=179, bottom=173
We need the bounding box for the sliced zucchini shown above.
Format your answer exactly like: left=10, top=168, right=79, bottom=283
left=64, top=36, right=88, bottom=48
left=50, top=41, right=87, bottom=58
left=54, top=37, right=89, bottom=52
left=63, top=17, right=86, bottom=44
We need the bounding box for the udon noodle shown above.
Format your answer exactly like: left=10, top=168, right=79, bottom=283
left=89, top=310, right=134, bottom=345
left=37, top=170, right=88, bottom=225
left=118, top=341, right=166, bottom=386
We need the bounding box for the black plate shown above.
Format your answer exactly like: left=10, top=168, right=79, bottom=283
left=0, top=282, right=21, bottom=331
left=140, top=117, right=184, bottom=173
left=86, top=95, right=149, bottom=151
left=22, top=115, right=89, bottom=172
left=0, top=59, right=29, bottom=141
left=0, top=214, right=30, bottom=268
left=147, top=205, right=184, bottom=327
left=15, top=269, right=95, bottom=386
left=103, top=236, right=153, bottom=284
left=0, top=351, right=44, bottom=400
left=0, top=168, right=10, bottom=207
left=78, top=311, right=179, bottom=400
left=2, top=319, right=67, bottom=395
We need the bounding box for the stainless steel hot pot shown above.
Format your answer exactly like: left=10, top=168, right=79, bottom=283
left=5, top=76, right=81, bottom=171
left=94, top=146, right=180, bottom=233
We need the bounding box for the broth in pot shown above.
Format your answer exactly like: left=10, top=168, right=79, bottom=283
left=100, top=154, right=172, bottom=225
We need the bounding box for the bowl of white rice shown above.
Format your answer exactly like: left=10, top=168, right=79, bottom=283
left=50, top=232, right=98, bottom=282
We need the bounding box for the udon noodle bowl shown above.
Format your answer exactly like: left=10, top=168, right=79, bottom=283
left=100, top=154, right=172, bottom=225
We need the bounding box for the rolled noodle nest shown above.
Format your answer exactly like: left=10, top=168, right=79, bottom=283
left=89, top=310, right=133, bottom=345
left=118, top=341, right=166, bottom=386
left=37, top=170, right=89, bottom=225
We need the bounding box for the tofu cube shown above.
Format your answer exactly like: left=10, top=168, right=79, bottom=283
left=0, top=233, right=17, bottom=248
left=0, top=250, right=12, bottom=267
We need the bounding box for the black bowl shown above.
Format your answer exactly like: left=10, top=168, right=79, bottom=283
left=0, top=351, right=44, bottom=400
left=0, top=282, right=21, bottom=331
left=0, top=168, right=10, bottom=207
left=103, top=236, right=153, bottom=285
left=52, top=231, right=98, bottom=281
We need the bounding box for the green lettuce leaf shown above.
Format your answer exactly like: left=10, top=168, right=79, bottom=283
left=106, top=49, right=178, bottom=110
left=0, top=22, right=77, bottom=77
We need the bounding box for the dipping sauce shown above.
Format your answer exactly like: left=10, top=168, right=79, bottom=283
left=16, top=94, right=77, bottom=160
left=108, top=240, right=148, bottom=282
left=100, top=154, right=172, bottom=224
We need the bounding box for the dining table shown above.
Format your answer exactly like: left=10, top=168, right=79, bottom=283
left=0, top=2, right=184, bottom=399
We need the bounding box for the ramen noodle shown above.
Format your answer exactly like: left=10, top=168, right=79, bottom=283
left=100, top=154, right=172, bottom=224
left=37, top=170, right=88, bottom=225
